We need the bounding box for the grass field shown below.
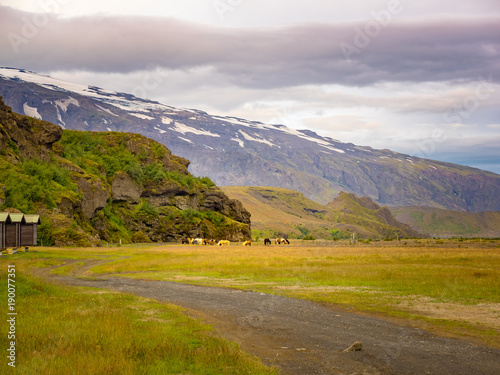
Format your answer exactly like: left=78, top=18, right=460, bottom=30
left=1, top=238, right=499, bottom=373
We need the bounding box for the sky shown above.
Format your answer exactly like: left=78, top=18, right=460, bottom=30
left=1, top=0, right=500, bottom=173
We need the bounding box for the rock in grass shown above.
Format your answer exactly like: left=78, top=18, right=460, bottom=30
left=343, top=341, right=363, bottom=352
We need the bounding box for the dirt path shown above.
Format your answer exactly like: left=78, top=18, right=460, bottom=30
left=31, top=260, right=497, bottom=375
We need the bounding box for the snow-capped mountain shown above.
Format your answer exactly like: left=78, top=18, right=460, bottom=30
left=1, top=67, right=499, bottom=212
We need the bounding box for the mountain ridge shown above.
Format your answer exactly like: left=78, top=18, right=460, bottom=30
left=221, top=186, right=420, bottom=240
left=1, top=67, right=499, bottom=212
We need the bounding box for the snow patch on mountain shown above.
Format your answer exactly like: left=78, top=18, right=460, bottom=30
left=231, top=137, right=245, bottom=148
left=154, top=126, right=167, bottom=134
left=238, top=130, right=278, bottom=147
left=56, top=107, right=65, bottom=128
left=172, top=122, right=220, bottom=138
left=130, top=113, right=155, bottom=120
left=178, top=136, right=193, bottom=144
left=95, top=104, right=119, bottom=117
left=55, top=97, right=79, bottom=112
left=22, top=102, right=42, bottom=119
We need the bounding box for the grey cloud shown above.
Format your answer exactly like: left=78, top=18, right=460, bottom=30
left=1, top=6, right=499, bottom=89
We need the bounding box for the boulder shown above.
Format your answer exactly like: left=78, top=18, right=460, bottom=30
left=201, top=188, right=251, bottom=225
left=76, top=175, right=110, bottom=219
left=343, top=341, right=363, bottom=352
left=111, top=171, right=143, bottom=204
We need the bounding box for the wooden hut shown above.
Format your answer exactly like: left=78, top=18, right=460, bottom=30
left=5, top=213, right=25, bottom=248
left=22, top=215, right=41, bottom=247
left=0, top=213, right=12, bottom=250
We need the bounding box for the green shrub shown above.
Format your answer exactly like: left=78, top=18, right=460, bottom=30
left=137, top=200, right=159, bottom=217
left=0, top=158, right=77, bottom=212
left=132, top=231, right=152, bottom=243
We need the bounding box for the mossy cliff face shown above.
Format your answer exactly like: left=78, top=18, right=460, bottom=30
left=0, top=97, right=251, bottom=245
left=0, top=96, right=62, bottom=162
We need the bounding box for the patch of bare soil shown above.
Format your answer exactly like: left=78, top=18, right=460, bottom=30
left=35, top=260, right=500, bottom=375
left=275, top=286, right=500, bottom=330
left=397, top=298, right=500, bottom=330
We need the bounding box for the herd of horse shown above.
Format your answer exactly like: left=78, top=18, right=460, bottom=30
left=182, top=238, right=290, bottom=246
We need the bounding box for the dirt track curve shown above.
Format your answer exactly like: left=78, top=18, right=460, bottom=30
left=40, top=259, right=500, bottom=375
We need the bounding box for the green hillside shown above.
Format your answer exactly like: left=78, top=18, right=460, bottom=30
left=0, top=98, right=251, bottom=246
left=221, top=186, right=419, bottom=240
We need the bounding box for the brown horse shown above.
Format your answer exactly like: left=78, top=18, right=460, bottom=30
left=275, top=237, right=290, bottom=244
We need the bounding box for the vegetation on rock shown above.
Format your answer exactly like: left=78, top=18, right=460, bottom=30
left=0, top=98, right=250, bottom=246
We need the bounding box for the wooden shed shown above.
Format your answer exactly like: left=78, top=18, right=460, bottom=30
left=22, top=215, right=41, bottom=247
left=5, top=213, right=25, bottom=248
left=0, top=213, right=12, bottom=250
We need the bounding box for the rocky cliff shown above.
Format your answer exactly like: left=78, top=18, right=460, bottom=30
left=0, top=97, right=251, bottom=246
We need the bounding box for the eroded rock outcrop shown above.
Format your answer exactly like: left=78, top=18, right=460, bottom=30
left=77, top=175, right=110, bottom=219
left=0, top=97, right=251, bottom=245
left=111, top=171, right=143, bottom=204
left=0, top=96, right=62, bottom=162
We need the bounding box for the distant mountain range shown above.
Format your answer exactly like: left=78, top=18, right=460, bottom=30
left=1, top=67, right=500, bottom=212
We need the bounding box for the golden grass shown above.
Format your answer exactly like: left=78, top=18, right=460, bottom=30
left=4, top=240, right=500, bottom=348
left=89, top=241, right=500, bottom=346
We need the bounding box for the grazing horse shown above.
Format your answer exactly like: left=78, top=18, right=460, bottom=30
left=218, top=240, right=230, bottom=246
left=264, top=238, right=272, bottom=245
left=243, top=240, right=251, bottom=246
left=275, top=237, right=290, bottom=245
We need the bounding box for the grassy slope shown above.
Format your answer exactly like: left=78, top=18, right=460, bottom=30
left=221, top=186, right=415, bottom=239
left=222, top=186, right=326, bottom=235
left=391, top=206, right=500, bottom=238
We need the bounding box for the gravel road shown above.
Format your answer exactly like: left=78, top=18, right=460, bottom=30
left=55, top=275, right=500, bottom=375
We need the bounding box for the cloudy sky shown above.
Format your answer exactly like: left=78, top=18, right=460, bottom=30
left=1, top=0, right=500, bottom=173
